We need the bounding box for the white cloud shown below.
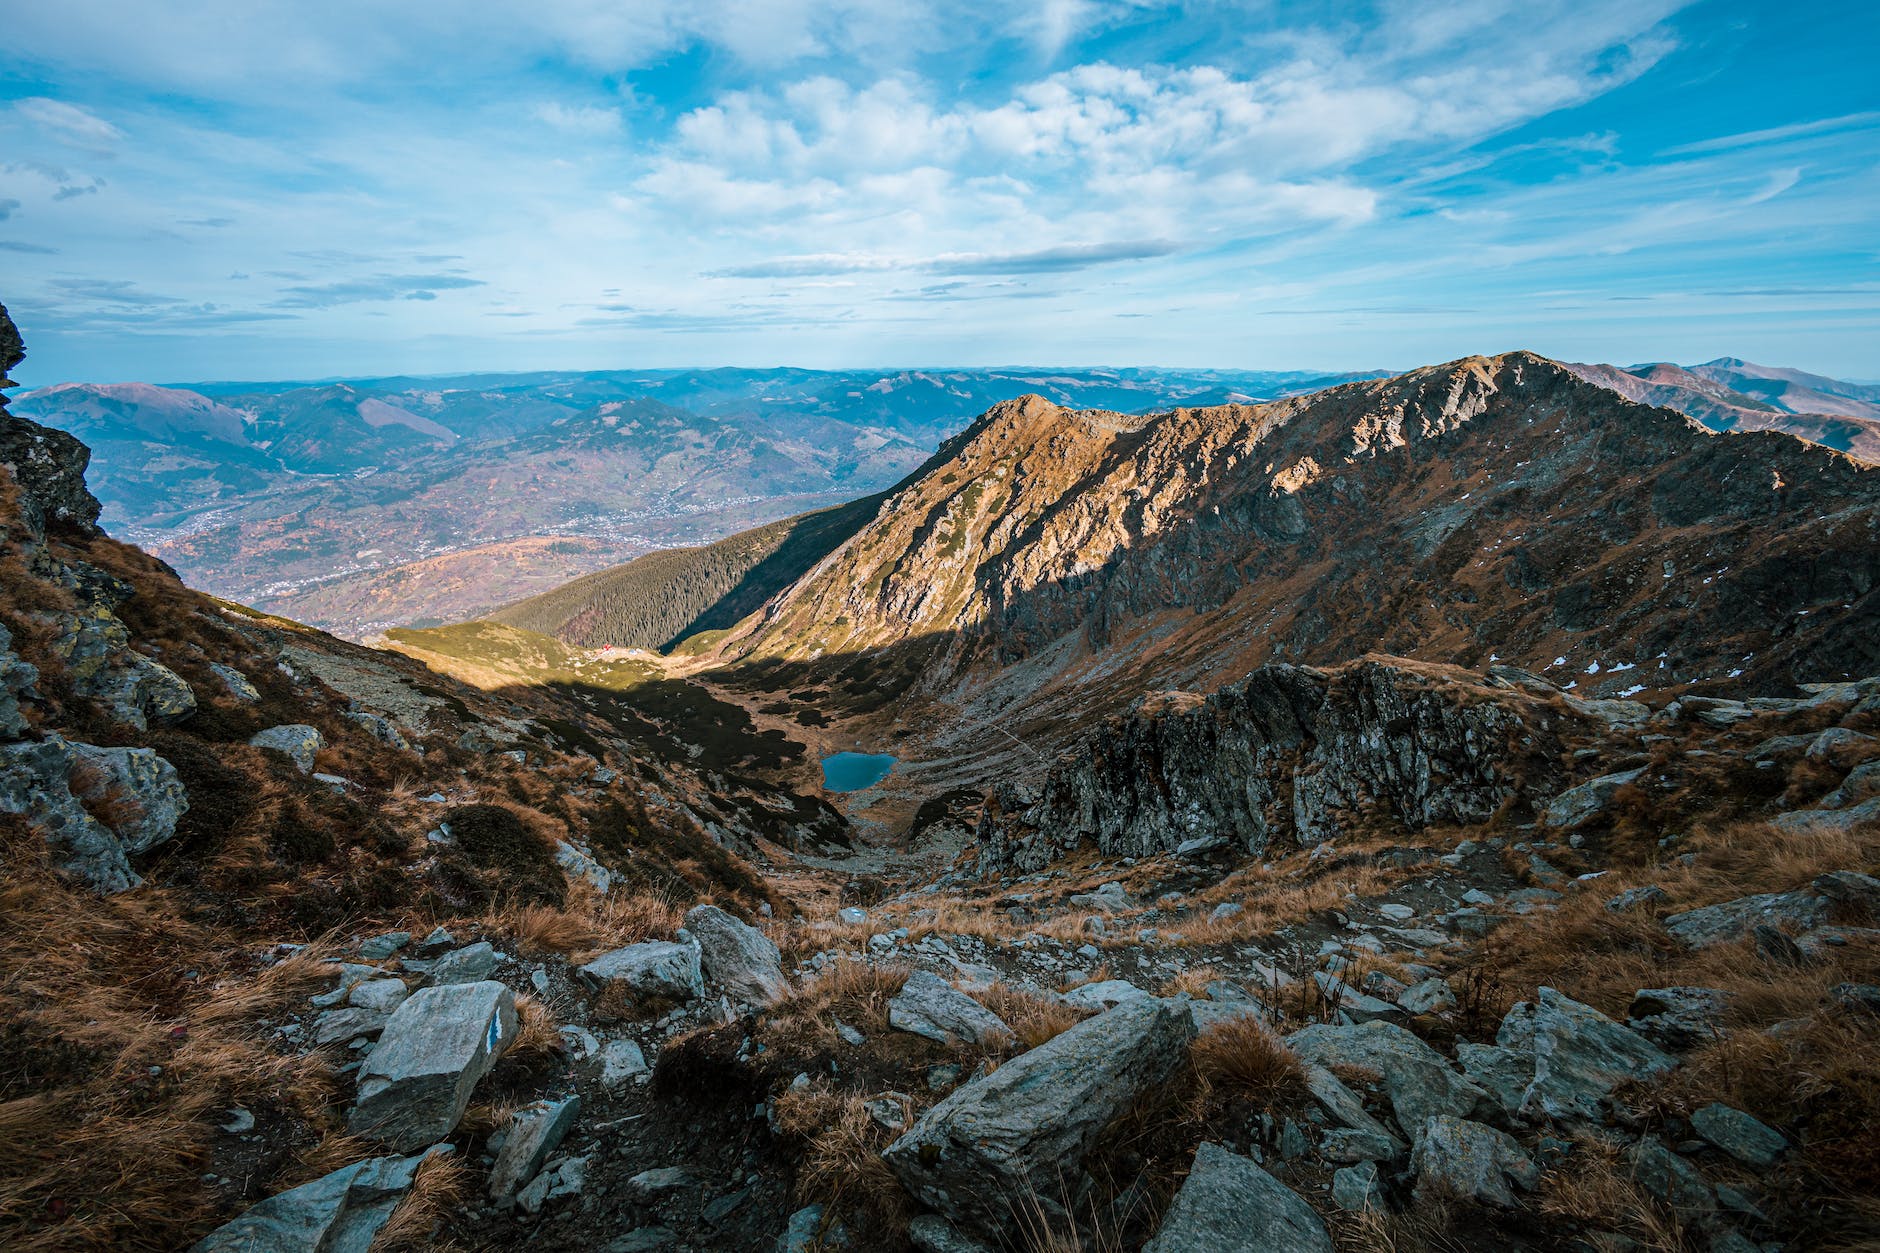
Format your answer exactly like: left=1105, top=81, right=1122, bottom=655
left=532, top=102, right=624, bottom=137
left=15, top=98, right=125, bottom=151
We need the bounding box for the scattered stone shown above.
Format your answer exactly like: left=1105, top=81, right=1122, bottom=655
left=516, top=1154, right=587, bottom=1214
left=1312, top=972, right=1401, bottom=1024
left=1455, top=1043, right=1530, bottom=1123
left=685, top=905, right=789, bottom=1005
left=348, top=979, right=411, bottom=1015
left=1398, top=977, right=1456, bottom=1016
left=1821, top=761, right=1880, bottom=809
left=190, top=1147, right=449, bottom=1252
left=1411, top=1115, right=1539, bottom=1208
left=428, top=941, right=503, bottom=986
left=1061, top=978, right=1150, bottom=1011
left=1606, top=884, right=1666, bottom=912
left=1806, top=727, right=1876, bottom=767
left=1209, top=902, right=1244, bottom=922
left=1773, top=797, right=1880, bottom=838
left=349, top=981, right=517, bottom=1151
left=777, top=1204, right=835, bottom=1253
left=598, top=1039, right=648, bottom=1090
left=220, top=1107, right=255, bottom=1134
left=835, top=1022, right=866, bottom=1047
left=1753, top=924, right=1807, bottom=966
left=908, top=1213, right=998, bottom=1253
left=1321, top=1128, right=1398, bottom=1163
left=555, top=839, right=614, bottom=893
left=1813, top=870, right=1880, bottom=915
left=889, top=971, right=1014, bottom=1046
left=248, top=724, right=323, bottom=774
left=1543, top=769, right=1644, bottom=830
left=884, top=997, right=1197, bottom=1239
left=1331, top=1160, right=1385, bottom=1213
left=837, top=906, right=868, bottom=924
left=1498, top=988, right=1675, bottom=1124
left=489, top=1096, right=580, bottom=1204
left=1831, top=982, right=1880, bottom=1014
left=1629, top=1137, right=1714, bottom=1217
left=578, top=941, right=704, bottom=1003
left=209, top=662, right=260, bottom=703
left=626, top=1167, right=694, bottom=1199
left=1627, top=987, right=1731, bottom=1050
left=1287, top=1020, right=1488, bottom=1132
left=1663, top=891, right=1830, bottom=949
left=343, top=710, right=411, bottom=751
left=313, top=1007, right=391, bottom=1047
left=1689, top=1103, right=1788, bottom=1168
left=1300, top=1064, right=1401, bottom=1149
left=1142, top=1141, right=1333, bottom=1253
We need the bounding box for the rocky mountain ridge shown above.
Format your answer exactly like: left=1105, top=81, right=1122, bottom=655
left=711, top=353, right=1877, bottom=771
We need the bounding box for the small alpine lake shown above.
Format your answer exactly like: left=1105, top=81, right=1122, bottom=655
left=821, top=751, right=897, bottom=792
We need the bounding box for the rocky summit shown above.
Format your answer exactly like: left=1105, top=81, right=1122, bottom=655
left=3, top=295, right=1879, bottom=1253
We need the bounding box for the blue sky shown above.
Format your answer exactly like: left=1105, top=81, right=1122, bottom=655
left=2, top=0, right=1876, bottom=384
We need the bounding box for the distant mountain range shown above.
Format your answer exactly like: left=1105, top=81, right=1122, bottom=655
left=13, top=357, right=1875, bottom=639
left=1562, top=357, right=1880, bottom=460
left=9, top=366, right=1388, bottom=635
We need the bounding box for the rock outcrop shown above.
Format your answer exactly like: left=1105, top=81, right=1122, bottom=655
left=980, top=659, right=1570, bottom=871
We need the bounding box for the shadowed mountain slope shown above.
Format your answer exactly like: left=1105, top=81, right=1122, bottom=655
left=720, top=352, right=1880, bottom=711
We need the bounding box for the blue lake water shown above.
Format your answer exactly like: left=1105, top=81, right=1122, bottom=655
left=822, top=751, right=897, bottom=792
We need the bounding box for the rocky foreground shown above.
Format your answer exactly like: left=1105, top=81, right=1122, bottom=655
left=153, top=658, right=1879, bottom=1253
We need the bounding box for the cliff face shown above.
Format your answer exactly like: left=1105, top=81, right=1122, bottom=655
left=733, top=352, right=1880, bottom=701
left=978, top=657, right=1580, bottom=871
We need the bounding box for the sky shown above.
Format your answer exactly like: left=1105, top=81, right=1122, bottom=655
left=2, top=0, right=1876, bottom=385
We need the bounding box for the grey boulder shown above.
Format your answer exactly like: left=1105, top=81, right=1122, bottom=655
left=350, top=980, right=517, bottom=1151
left=1497, top=988, right=1675, bottom=1124
left=888, top=971, right=1013, bottom=1046
left=884, top=997, right=1196, bottom=1238
left=1410, top=1115, right=1538, bottom=1208
left=1626, top=986, right=1731, bottom=1050
left=1690, top=1102, right=1787, bottom=1168
left=578, top=941, right=704, bottom=1002
left=0, top=736, right=186, bottom=893
left=1286, top=1020, right=1487, bottom=1132
left=249, top=724, right=324, bottom=774
left=1663, top=891, right=1830, bottom=949
left=1142, top=1141, right=1333, bottom=1253
left=1543, top=768, right=1643, bottom=830
left=490, top=1095, right=581, bottom=1203
left=191, top=1146, right=449, bottom=1252
left=685, top=904, right=789, bottom=1005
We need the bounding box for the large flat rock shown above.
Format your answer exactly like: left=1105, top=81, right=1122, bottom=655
left=884, top=997, right=1196, bottom=1238
left=1142, top=1141, right=1333, bottom=1252
left=191, top=1147, right=446, bottom=1252
left=349, top=980, right=516, bottom=1151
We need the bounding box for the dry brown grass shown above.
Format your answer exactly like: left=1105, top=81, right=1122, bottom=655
left=0, top=819, right=342, bottom=1250
left=507, top=993, right=563, bottom=1060
left=1188, top=1017, right=1309, bottom=1111
left=971, top=982, right=1088, bottom=1050
left=770, top=1080, right=914, bottom=1239
left=370, top=1148, right=469, bottom=1252
left=768, top=960, right=912, bottom=1043
left=1536, top=1135, right=1692, bottom=1253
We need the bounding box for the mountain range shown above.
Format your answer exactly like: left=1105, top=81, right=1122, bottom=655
left=5, top=293, right=1880, bottom=1251
left=11, top=366, right=1386, bottom=637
